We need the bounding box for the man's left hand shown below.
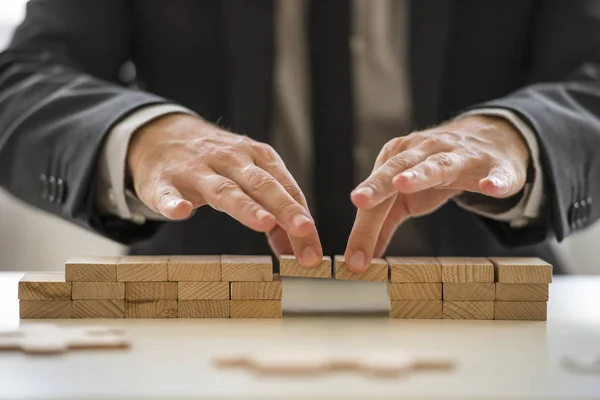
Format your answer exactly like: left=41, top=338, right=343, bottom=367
left=344, top=115, right=531, bottom=272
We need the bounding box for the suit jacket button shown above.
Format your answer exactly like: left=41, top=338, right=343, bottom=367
left=56, top=178, right=66, bottom=204
left=569, top=202, right=579, bottom=226
left=48, top=176, right=57, bottom=202
left=40, top=174, right=49, bottom=200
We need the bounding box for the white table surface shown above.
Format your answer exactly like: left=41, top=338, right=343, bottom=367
left=0, top=272, right=599, bottom=400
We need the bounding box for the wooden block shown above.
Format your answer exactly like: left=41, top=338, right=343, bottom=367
left=443, top=301, right=494, bottom=320
left=168, top=255, right=221, bottom=281
left=178, top=300, right=229, bottom=318
left=334, top=256, right=388, bottom=282
left=230, top=300, right=282, bottom=318
left=390, top=300, right=442, bottom=319
left=387, top=257, right=441, bottom=283
left=221, top=255, right=273, bottom=282
left=116, top=256, right=168, bottom=282
left=494, top=301, right=547, bottom=320
left=65, top=256, right=118, bottom=282
left=19, top=300, right=72, bottom=319
left=230, top=275, right=282, bottom=299
left=443, top=283, right=495, bottom=301
left=72, top=282, right=124, bottom=300
left=438, top=257, right=494, bottom=283
left=279, top=255, right=332, bottom=279
left=388, top=283, right=442, bottom=300
left=18, top=273, right=71, bottom=300
left=178, top=282, right=229, bottom=300
left=488, top=257, right=553, bottom=283
left=72, top=300, right=125, bottom=318
left=125, top=300, right=177, bottom=318
left=495, top=283, right=549, bottom=302
left=125, top=282, right=178, bottom=300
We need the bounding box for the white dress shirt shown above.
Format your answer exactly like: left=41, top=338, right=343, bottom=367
left=97, top=0, right=544, bottom=229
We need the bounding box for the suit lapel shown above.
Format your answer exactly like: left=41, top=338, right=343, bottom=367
left=222, top=0, right=275, bottom=143
left=408, top=0, right=454, bottom=128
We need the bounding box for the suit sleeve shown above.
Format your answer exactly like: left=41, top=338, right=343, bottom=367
left=0, top=0, right=172, bottom=244
left=465, top=0, right=600, bottom=247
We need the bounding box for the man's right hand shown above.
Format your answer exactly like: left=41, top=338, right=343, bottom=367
left=127, top=113, right=322, bottom=268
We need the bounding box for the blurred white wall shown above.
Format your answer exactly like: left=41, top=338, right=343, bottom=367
left=0, top=1, right=597, bottom=273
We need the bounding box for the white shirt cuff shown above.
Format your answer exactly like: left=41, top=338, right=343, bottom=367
left=96, top=104, right=196, bottom=224
left=453, top=108, right=545, bottom=228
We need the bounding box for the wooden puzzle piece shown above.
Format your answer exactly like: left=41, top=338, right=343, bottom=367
left=334, top=256, right=388, bottom=282
left=495, top=283, right=549, bottom=302
left=438, top=257, right=494, bottom=283
left=19, top=273, right=71, bottom=300
left=386, top=257, right=442, bottom=283
left=443, top=283, right=495, bottom=301
left=72, top=282, right=125, bottom=300
left=126, top=282, right=178, bottom=300
left=488, top=257, right=552, bottom=283
left=168, top=255, right=221, bottom=281
left=443, top=301, right=494, bottom=320
left=0, top=324, right=129, bottom=354
left=562, top=352, right=600, bottom=374
left=178, top=300, right=229, bottom=318
left=279, top=255, right=332, bottom=278
left=213, top=349, right=456, bottom=378
left=494, top=301, right=547, bottom=320
left=221, top=255, right=273, bottom=282
left=388, top=283, right=442, bottom=300
left=65, top=256, right=119, bottom=282
left=230, top=275, right=282, bottom=300
left=178, top=282, right=229, bottom=300
left=117, top=256, right=169, bottom=282
left=20, top=300, right=72, bottom=319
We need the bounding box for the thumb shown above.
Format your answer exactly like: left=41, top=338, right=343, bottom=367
left=154, top=185, right=194, bottom=220
left=479, top=164, right=523, bottom=198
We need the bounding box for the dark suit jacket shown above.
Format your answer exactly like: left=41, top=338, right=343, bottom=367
left=1, top=0, right=600, bottom=271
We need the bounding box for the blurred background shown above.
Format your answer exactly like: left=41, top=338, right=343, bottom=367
left=0, top=1, right=598, bottom=274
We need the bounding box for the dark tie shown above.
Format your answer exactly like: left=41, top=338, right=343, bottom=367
left=307, top=0, right=356, bottom=255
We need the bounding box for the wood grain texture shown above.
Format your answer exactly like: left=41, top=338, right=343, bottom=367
left=390, top=300, right=442, bottom=319
left=494, top=301, right=547, bottom=320
left=443, top=301, right=494, bottom=320
left=438, top=257, right=494, bottom=283
left=495, top=283, right=549, bottom=302
left=230, top=275, right=282, bottom=299
left=125, top=300, right=177, bottom=318
left=334, top=256, right=388, bottom=282
left=221, top=255, right=273, bottom=282
left=387, top=257, right=441, bottom=283
left=19, top=300, right=72, bottom=319
left=116, top=256, right=169, bottom=282
left=279, top=255, right=332, bottom=278
left=178, top=282, right=229, bottom=300
left=443, top=283, right=495, bottom=301
left=72, top=282, right=124, bottom=300
left=178, top=300, right=229, bottom=318
left=388, top=283, right=442, bottom=300
left=229, top=300, right=282, bottom=318
left=18, top=273, right=71, bottom=300
left=125, top=282, right=178, bottom=300
left=168, top=255, right=221, bottom=281
left=72, top=300, right=125, bottom=318
left=65, top=256, right=119, bottom=282
left=488, top=257, right=553, bottom=283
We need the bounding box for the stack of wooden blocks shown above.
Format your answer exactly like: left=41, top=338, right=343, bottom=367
left=387, top=257, right=551, bottom=320
left=18, top=255, right=282, bottom=319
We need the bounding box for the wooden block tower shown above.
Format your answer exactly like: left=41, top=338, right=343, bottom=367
left=18, top=255, right=282, bottom=319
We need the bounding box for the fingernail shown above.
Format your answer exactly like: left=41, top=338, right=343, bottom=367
left=348, top=251, right=366, bottom=272
left=255, top=209, right=271, bottom=221
left=293, top=214, right=312, bottom=228
left=302, top=247, right=319, bottom=267
left=354, top=186, right=374, bottom=199
left=170, top=199, right=181, bottom=208
left=490, top=177, right=509, bottom=195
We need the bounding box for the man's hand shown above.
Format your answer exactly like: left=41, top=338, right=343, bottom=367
left=345, top=115, right=531, bottom=271
left=127, top=113, right=322, bottom=267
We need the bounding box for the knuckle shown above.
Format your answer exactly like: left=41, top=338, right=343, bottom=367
left=253, top=142, right=278, bottom=163
left=211, top=179, right=238, bottom=199
left=432, top=153, right=455, bottom=169
left=277, top=200, right=301, bottom=219
left=388, top=154, right=414, bottom=171
left=245, top=166, right=277, bottom=192
left=422, top=136, right=445, bottom=148
left=213, top=146, right=241, bottom=165
left=280, top=180, right=303, bottom=200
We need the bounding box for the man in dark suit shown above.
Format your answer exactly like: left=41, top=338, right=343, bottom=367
left=0, top=0, right=599, bottom=273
